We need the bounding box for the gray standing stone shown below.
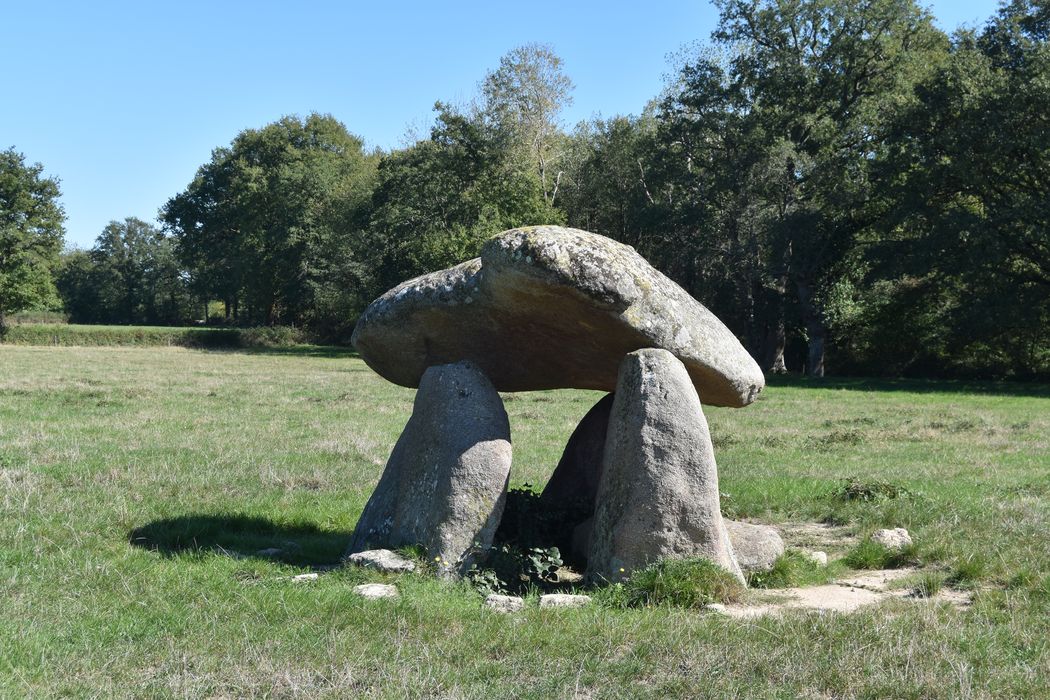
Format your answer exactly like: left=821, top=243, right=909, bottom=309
left=587, top=349, right=744, bottom=584
left=345, top=361, right=512, bottom=576
left=538, top=394, right=613, bottom=561
left=724, top=520, right=786, bottom=574
left=540, top=393, right=614, bottom=514
left=352, top=226, right=764, bottom=408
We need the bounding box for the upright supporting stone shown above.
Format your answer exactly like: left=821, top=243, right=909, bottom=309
left=587, top=349, right=744, bottom=584
left=539, top=394, right=613, bottom=560
left=345, top=361, right=511, bottom=576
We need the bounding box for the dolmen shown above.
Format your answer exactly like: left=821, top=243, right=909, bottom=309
left=346, top=225, right=768, bottom=583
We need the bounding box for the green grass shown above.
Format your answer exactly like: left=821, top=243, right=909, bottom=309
left=1, top=345, right=1048, bottom=698
left=598, top=558, right=745, bottom=608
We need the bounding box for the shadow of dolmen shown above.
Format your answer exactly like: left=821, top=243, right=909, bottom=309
left=129, top=514, right=352, bottom=568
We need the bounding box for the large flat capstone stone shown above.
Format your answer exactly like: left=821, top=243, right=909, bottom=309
left=352, top=226, right=764, bottom=407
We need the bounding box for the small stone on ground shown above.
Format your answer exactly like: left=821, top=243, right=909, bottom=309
left=539, top=593, right=591, bottom=608
left=806, top=551, right=829, bottom=566
left=353, top=583, right=399, bottom=600
left=870, top=528, right=913, bottom=549
left=291, top=573, right=319, bottom=582
left=346, top=549, right=417, bottom=573
left=484, top=594, right=525, bottom=613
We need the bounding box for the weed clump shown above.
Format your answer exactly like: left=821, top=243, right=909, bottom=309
left=748, top=550, right=835, bottom=589
left=599, top=558, right=744, bottom=609
left=844, top=539, right=920, bottom=569
left=837, top=478, right=910, bottom=502
left=947, top=555, right=987, bottom=588
left=912, top=571, right=946, bottom=598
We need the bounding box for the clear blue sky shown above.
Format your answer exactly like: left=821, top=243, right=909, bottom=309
left=3, top=0, right=1001, bottom=248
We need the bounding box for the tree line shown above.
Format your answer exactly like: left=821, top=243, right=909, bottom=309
left=2, top=0, right=1047, bottom=378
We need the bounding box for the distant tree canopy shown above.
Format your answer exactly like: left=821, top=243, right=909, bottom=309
left=24, top=0, right=1050, bottom=378
left=160, top=113, right=378, bottom=337
left=0, top=148, right=65, bottom=332
left=56, top=217, right=192, bottom=325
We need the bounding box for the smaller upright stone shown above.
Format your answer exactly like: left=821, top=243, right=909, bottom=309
left=539, top=593, right=592, bottom=609
left=346, top=549, right=417, bottom=573
left=870, top=528, right=913, bottom=550
left=539, top=394, right=614, bottom=560
left=484, top=594, right=525, bottom=613
left=353, top=583, right=399, bottom=600
left=345, top=361, right=512, bottom=576
left=540, top=393, right=614, bottom=514
left=724, top=520, right=785, bottom=574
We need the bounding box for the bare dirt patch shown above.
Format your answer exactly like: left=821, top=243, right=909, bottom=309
left=777, top=521, right=858, bottom=552
left=720, top=567, right=972, bottom=618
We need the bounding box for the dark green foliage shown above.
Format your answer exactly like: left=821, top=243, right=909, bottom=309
left=837, top=478, right=910, bottom=502
left=0, top=323, right=304, bottom=348
left=948, top=555, right=988, bottom=588
left=56, top=218, right=194, bottom=325
left=364, top=104, right=562, bottom=294
left=494, top=484, right=590, bottom=561
left=161, top=113, right=378, bottom=336
left=0, top=148, right=65, bottom=332
left=466, top=544, right=564, bottom=595
left=748, top=550, right=836, bottom=589
left=22, top=5, right=1050, bottom=378
left=467, top=483, right=582, bottom=594
left=912, top=571, right=946, bottom=598
left=844, top=540, right=921, bottom=569
left=599, top=558, right=745, bottom=608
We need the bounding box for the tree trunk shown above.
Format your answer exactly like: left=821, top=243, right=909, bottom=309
left=0, top=308, right=7, bottom=338
left=795, top=278, right=826, bottom=377
left=764, top=318, right=787, bottom=374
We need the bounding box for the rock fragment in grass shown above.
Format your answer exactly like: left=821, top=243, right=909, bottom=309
left=345, top=361, right=511, bottom=577
left=484, top=594, right=525, bottom=613
left=724, top=520, right=785, bottom=574
left=587, top=349, right=744, bottom=584
left=291, top=573, right=319, bottom=582
left=346, top=549, right=417, bottom=574
left=870, top=528, right=913, bottom=550
left=539, top=593, right=592, bottom=608
left=806, top=551, right=829, bottom=567
left=353, top=583, right=399, bottom=600
left=351, top=226, right=764, bottom=408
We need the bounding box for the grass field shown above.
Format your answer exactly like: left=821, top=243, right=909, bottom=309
left=1, top=323, right=303, bottom=349
left=1, top=345, right=1047, bottom=698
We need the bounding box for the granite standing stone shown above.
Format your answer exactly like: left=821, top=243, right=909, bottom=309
left=345, top=361, right=512, bottom=576
left=587, top=349, right=744, bottom=583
